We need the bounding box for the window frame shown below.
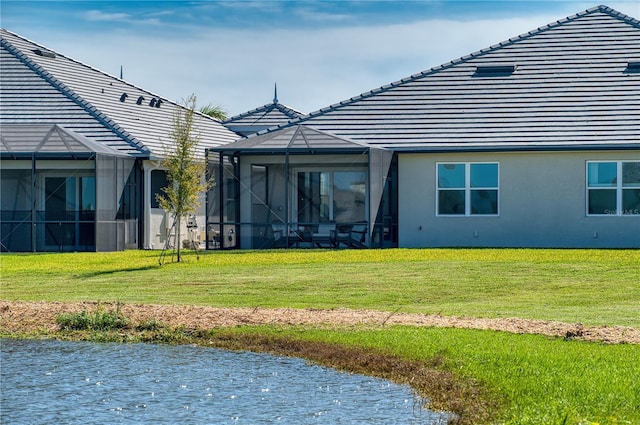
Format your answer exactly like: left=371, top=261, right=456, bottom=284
left=586, top=160, right=640, bottom=216
left=436, top=162, right=500, bottom=217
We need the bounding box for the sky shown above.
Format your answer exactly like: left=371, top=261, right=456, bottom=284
left=1, top=1, right=639, bottom=117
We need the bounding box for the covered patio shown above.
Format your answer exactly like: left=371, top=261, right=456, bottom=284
left=1, top=124, right=140, bottom=252
left=205, top=125, right=397, bottom=249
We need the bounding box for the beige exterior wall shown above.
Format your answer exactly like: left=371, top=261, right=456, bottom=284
left=398, top=150, right=640, bottom=248
left=143, top=160, right=205, bottom=250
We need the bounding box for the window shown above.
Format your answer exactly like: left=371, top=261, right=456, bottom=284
left=296, top=170, right=366, bottom=224
left=587, top=161, right=640, bottom=216
left=151, top=170, right=168, bottom=209
left=437, top=163, right=499, bottom=216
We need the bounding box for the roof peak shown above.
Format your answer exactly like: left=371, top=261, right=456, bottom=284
left=223, top=95, right=304, bottom=124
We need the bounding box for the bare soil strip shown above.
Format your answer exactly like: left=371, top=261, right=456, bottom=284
left=2, top=301, right=638, bottom=344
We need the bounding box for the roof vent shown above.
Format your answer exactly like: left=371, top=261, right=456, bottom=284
left=136, top=96, right=145, bottom=105
left=155, top=99, right=163, bottom=108
left=33, top=49, right=56, bottom=58
left=625, top=62, right=640, bottom=73
left=119, top=93, right=128, bottom=102
left=149, top=98, right=157, bottom=107
left=474, top=65, right=516, bottom=77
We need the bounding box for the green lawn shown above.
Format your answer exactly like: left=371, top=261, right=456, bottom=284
left=2, top=248, right=639, bottom=424
left=217, top=325, right=640, bottom=425
left=2, top=248, right=639, bottom=326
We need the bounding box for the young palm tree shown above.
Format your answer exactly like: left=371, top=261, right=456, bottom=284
left=199, top=103, right=228, bottom=121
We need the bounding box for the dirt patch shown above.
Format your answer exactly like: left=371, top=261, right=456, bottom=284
left=1, top=300, right=638, bottom=344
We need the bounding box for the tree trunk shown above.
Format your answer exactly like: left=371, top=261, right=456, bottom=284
left=176, top=215, right=182, bottom=262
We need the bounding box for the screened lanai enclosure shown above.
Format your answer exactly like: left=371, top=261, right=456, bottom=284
left=205, top=125, right=397, bottom=250
left=1, top=124, right=141, bottom=252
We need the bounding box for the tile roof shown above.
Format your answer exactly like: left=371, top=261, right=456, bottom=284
left=265, top=5, right=640, bottom=152
left=0, top=29, right=238, bottom=158
left=223, top=96, right=305, bottom=136
left=0, top=38, right=140, bottom=155
left=1, top=124, right=131, bottom=157
left=214, top=124, right=371, bottom=154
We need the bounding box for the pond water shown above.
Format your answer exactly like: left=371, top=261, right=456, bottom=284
left=1, top=339, right=451, bottom=424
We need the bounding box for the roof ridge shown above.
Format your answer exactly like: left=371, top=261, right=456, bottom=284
left=224, top=100, right=304, bottom=123
left=224, top=102, right=274, bottom=122
left=275, top=102, right=305, bottom=117
left=595, top=4, right=640, bottom=27
left=290, top=4, right=638, bottom=124
left=0, top=30, right=149, bottom=155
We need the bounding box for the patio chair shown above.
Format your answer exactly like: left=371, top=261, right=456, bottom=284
left=270, top=221, right=288, bottom=248
left=208, top=225, right=221, bottom=249
left=311, top=222, right=335, bottom=248
left=347, top=222, right=368, bottom=248
left=331, top=222, right=368, bottom=248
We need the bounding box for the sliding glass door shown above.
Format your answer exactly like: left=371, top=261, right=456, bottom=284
left=295, top=170, right=366, bottom=225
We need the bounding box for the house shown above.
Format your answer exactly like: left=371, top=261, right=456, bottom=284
left=222, top=85, right=305, bottom=136
left=0, top=29, right=238, bottom=252
left=207, top=5, right=639, bottom=249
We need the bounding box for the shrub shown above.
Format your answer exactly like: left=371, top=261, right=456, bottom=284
left=57, top=307, right=129, bottom=331
left=135, top=319, right=165, bottom=331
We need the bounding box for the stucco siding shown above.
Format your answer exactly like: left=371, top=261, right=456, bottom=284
left=398, top=151, right=640, bottom=248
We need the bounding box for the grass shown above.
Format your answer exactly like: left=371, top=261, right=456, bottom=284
left=2, top=248, right=640, bottom=424
left=211, top=325, right=640, bottom=425
left=2, top=248, right=639, bottom=326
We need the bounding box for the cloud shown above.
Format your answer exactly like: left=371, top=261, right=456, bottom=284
left=216, top=1, right=282, bottom=10
left=83, top=10, right=130, bottom=22
left=18, top=1, right=640, bottom=117
left=146, top=10, right=175, bottom=18
left=55, top=13, right=564, bottom=115
left=82, top=9, right=162, bottom=26
left=294, top=8, right=352, bottom=23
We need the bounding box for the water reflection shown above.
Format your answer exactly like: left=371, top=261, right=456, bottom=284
left=1, top=339, right=450, bottom=424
